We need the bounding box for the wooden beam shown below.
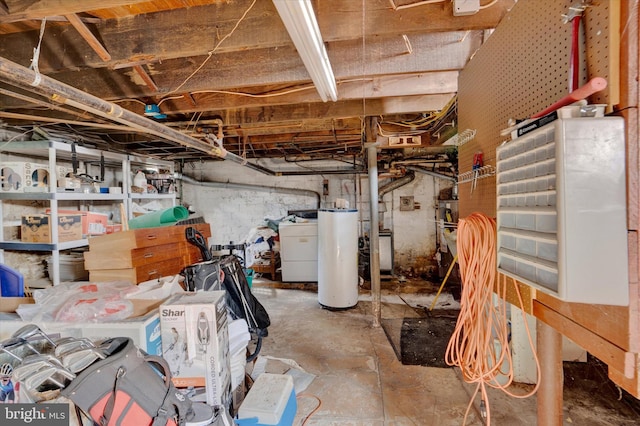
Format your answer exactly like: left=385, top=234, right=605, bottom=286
left=317, top=0, right=512, bottom=40
left=133, top=64, right=159, bottom=92
left=533, top=300, right=633, bottom=378
left=0, top=0, right=487, bottom=72
left=608, top=361, right=640, bottom=398
left=154, top=72, right=457, bottom=114
left=1, top=0, right=151, bottom=23
left=63, top=13, right=111, bottom=61
left=147, top=95, right=452, bottom=130
left=0, top=33, right=481, bottom=104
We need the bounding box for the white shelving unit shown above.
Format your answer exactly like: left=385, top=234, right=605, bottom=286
left=1, top=141, right=129, bottom=285
left=125, top=154, right=176, bottom=220
left=0, top=141, right=175, bottom=285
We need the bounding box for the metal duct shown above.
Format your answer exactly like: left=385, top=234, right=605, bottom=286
left=404, top=165, right=456, bottom=182
left=378, top=171, right=416, bottom=200
left=176, top=173, right=321, bottom=209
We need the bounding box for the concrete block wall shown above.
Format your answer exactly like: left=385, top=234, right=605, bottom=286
left=180, top=160, right=453, bottom=277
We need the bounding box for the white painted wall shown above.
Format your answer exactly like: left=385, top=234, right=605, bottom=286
left=180, top=160, right=453, bottom=275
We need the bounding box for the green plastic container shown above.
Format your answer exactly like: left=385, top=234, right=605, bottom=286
left=244, top=268, right=254, bottom=288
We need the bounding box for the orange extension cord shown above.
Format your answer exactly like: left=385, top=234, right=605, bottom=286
left=445, top=213, right=540, bottom=425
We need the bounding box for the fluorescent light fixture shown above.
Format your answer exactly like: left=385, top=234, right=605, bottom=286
left=272, top=0, right=338, bottom=102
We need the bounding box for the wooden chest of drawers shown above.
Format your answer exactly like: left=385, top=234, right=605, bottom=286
left=85, top=223, right=211, bottom=284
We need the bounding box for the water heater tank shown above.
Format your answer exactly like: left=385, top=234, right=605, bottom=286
left=318, top=209, right=359, bottom=309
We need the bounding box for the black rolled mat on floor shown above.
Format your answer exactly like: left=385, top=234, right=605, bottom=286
left=382, top=311, right=459, bottom=367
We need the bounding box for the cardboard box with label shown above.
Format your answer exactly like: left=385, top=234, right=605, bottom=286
left=160, top=291, right=232, bottom=408
left=21, top=214, right=83, bottom=243
left=46, top=209, right=109, bottom=236
left=0, top=161, right=49, bottom=192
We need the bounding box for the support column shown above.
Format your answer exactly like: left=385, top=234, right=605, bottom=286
left=367, top=145, right=381, bottom=327
left=537, top=319, right=563, bottom=426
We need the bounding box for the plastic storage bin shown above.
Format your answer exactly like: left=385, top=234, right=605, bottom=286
left=236, top=373, right=296, bottom=426
left=0, top=264, right=24, bottom=297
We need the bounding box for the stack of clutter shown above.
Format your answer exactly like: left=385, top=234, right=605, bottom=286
left=228, top=319, right=251, bottom=411
left=0, top=324, right=216, bottom=426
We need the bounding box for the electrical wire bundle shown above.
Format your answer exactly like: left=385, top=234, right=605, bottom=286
left=445, top=212, right=539, bottom=425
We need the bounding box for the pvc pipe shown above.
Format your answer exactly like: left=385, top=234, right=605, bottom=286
left=176, top=173, right=321, bottom=209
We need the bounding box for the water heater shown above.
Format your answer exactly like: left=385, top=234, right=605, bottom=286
left=318, top=209, right=359, bottom=309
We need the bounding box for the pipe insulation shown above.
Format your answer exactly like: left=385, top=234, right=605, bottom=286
left=0, top=56, right=273, bottom=175
left=176, top=173, right=321, bottom=209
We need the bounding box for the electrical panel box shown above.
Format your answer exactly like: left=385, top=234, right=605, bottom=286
left=453, top=0, right=480, bottom=16
left=496, top=115, right=628, bottom=306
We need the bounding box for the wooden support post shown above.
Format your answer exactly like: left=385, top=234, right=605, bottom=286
left=537, top=319, right=563, bottom=426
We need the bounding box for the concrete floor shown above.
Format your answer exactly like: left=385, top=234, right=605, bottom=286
left=249, top=278, right=640, bottom=426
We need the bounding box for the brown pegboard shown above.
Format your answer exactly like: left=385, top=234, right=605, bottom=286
left=494, top=274, right=534, bottom=315
left=457, top=0, right=615, bottom=219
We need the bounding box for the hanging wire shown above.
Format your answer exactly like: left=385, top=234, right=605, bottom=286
left=29, top=17, right=47, bottom=86
left=165, top=0, right=258, bottom=96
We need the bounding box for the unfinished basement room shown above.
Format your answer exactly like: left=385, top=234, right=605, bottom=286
left=0, top=0, right=638, bottom=425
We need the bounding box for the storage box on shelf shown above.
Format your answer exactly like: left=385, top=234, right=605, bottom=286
left=0, top=141, right=129, bottom=285
left=84, top=222, right=211, bottom=284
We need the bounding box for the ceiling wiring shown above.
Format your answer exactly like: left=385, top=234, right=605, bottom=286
left=479, top=0, right=499, bottom=10
left=112, top=98, right=147, bottom=106
left=388, top=0, right=445, bottom=11
left=164, top=0, right=258, bottom=96
left=388, top=0, right=499, bottom=11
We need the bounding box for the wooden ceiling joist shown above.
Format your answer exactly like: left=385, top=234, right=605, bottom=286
left=63, top=13, right=111, bottom=61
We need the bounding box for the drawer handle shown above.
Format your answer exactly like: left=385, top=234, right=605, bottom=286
left=144, top=253, right=155, bottom=258
left=148, top=270, right=159, bottom=277
left=146, top=234, right=158, bottom=240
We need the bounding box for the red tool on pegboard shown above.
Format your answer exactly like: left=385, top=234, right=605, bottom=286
left=471, top=151, right=483, bottom=195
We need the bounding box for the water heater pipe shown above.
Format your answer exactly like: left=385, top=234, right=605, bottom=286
left=176, top=173, right=321, bottom=209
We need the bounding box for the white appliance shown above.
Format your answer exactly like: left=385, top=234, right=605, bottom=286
left=318, top=209, right=358, bottom=309
left=278, top=221, right=318, bottom=282
left=379, top=230, right=393, bottom=272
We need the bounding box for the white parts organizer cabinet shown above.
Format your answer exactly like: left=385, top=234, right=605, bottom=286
left=496, top=116, right=628, bottom=305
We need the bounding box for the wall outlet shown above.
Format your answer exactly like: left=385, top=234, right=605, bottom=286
left=453, top=0, right=480, bottom=16
left=388, top=135, right=422, bottom=147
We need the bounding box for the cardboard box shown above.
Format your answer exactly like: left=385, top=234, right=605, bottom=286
left=46, top=209, right=109, bottom=236
left=160, top=292, right=232, bottom=408
left=78, top=308, right=162, bottom=355
left=0, top=161, right=49, bottom=192
left=106, top=223, right=123, bottom=234
left=0, top=297, right=162, bottom=355
left=21, top=214, right=83, bottom=243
